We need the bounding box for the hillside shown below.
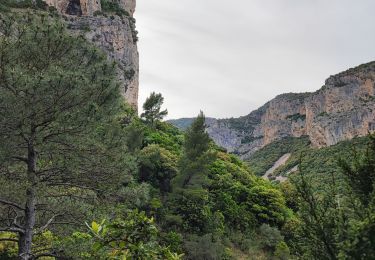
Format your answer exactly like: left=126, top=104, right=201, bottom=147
left=247, top=135, right=370, bottom=181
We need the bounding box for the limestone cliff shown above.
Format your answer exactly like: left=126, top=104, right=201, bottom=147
left=44, top=0, right=139, bottom=109
left=203, top=62, right=375, bottom=158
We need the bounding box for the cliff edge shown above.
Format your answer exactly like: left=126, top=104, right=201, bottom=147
left=204, top=62, right=375, bottom=158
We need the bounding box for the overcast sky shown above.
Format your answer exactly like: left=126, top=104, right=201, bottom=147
left=135, top=0, right=375, bottom=119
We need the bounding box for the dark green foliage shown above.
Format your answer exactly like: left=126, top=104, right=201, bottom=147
left=286, top=113, right=306, bottom=122
left=172, top=189, right=211, bottom=233
left=338, top=135, right=375, bottom=206
left=183, top=234, right=229, bottom=260
left=100, top=0, right=129, bottom=16
left=124, top=68, right=136, bottom=80
left=209, top=152, right=288, bottom=229
left=288, top=134, right=375, bottom=259
left=143, top=121, right=184, bottom=154
left=336, top=135, right=375, bottom=259
left=248, top=184, right=288, bottom=226
left=161, top=231, right=184, bottom=255
left=249, top=135, right=371, bottom=181
left=0, top=0, right=48, bottom=11
left=241, top=135, right=263, bottom=144
left=318, top=111, right=330, bottom=117
left=176, top=111, right=215, bottom=188
left=61, top=211, right=183, bottom=259
left=247, top=136, right=311, bottom=176
left=290, top=170, right=339, bottom=259
left=0, top=12, right=137, bottom=257
left=258, top=224, right=284, bottom=251
left=141, top=92, right=168, bottom=127
left=275, top=136, right=371, bottom=181
left=138, top=144, right=178, bottom=193
left=129, top=16, right=138, bottom=43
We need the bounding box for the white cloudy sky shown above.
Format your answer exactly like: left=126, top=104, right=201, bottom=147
left=135, top=0, right=375, bottom=119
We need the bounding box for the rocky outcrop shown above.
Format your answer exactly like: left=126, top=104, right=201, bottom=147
left=204, top=62, right=375, bottom=158
left=305, top=65, right=375, bottom=147
left=119, top=0, right=136, bottom=15
left=44, top=0, right=139, bottom=110
left=44, top=0, right=101, bottom=16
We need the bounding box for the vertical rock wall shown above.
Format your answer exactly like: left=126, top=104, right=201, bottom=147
left=44, top=0, right=139, bottom=110
left=44, top=0, right=101, bottom=16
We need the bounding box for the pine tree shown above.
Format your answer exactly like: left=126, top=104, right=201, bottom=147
left=141, top=92, right=168, bottom=126
left=0, top=13, right=133, bottom=258
left=291, top=134, right=375, bottom=259
left=337, top=135, right=375, bottom=259
left=178, top=111, right=214, bottom=188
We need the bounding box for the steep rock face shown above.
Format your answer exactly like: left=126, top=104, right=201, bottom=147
left=44, top=0, right=139, bottom=110
left=260, top=93, right=308, bottom=146
left=205, top=62, right=375, bottom=158
left=44, top=0, right=101, bottom=16
left=119, top=0, right=136, bottom=15
left=305, top=65, right=375, bottom=147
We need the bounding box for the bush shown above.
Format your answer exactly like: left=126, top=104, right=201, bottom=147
left=0, top=0, right=48, bottom=10
left=93, top=10, right=103, bottom=16
left=138, top=144, right=178, bottom=193
left=85, top=210, right=183, bottom=259
left=274, top=241, right=290, bottom=260
left=100, top=0, right=129, bottom=16
left=184, top=234, right=227, bottom=260
left=229, top=231, right=254, bottom=252
left=161, top=231, right=184, bottom=254
left=258, top=224, right=284, bottom=250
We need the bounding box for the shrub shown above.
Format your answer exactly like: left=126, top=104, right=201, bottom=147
left=93, top=10, right=103, bottom=16
left=100, top=0, right=129, bottom=16
left=0, top=0, right=47, bottom=10
left=274, top=241, right=290, bottom=260
left=85, top=211, right=183, bottom=259
left=184, top=234, right=226, bottom=260
left=258, top=224, right=284, bottom=250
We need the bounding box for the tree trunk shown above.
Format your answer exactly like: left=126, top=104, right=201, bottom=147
left=18, top=143, right=37, bottom=260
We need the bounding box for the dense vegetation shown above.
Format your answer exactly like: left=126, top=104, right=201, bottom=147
left=284, top=135, right=375, bottom=259
left=0, top=4, right=374, bottom=260
left=247, top=134, right=371, bottom=181
left=247, top=136, right=311, bottom=176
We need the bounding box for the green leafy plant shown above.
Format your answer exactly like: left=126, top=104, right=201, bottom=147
left=86, top=211, right=183, bottom=259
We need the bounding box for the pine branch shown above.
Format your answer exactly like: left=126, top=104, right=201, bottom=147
left=0, top=198, right=25, bottom=211
left=0, top=238, right=18, bottom=243
left=0, top=227, right=25, bottom=234
left=35, top=214, right=62, bottom=235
